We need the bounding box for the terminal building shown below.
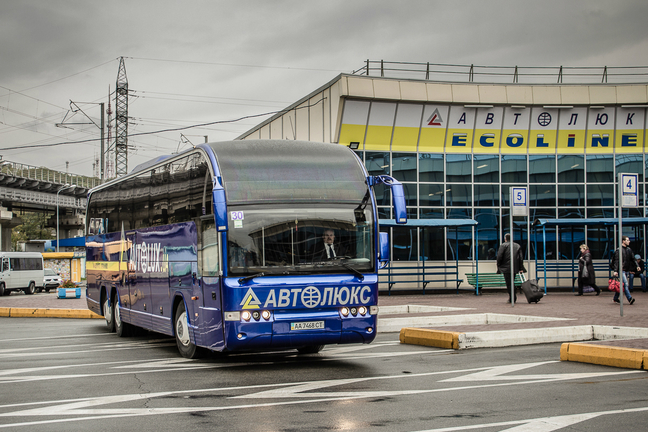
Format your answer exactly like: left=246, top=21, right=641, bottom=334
left=236, top=62, right=648, bottom=285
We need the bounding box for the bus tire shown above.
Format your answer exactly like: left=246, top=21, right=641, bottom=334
left=174, top=302, right=200, bottom=359
left=297, top=345, right=324, bottom=354
left=114, top=295, right=131, bottom=337
left=0, top=283, right=4, bottom=297
left=104, top=294, right=115, bottom=333
left=24, top=282, right=36, bottom=295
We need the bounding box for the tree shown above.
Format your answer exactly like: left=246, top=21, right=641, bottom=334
left=11, top=212, right=54, bottom=251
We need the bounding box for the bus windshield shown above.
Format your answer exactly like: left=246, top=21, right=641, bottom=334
left=227, top=203, right=374, bottom=276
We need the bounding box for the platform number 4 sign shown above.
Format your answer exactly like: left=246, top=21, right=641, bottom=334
left=621, top=173, right=638, bottom=208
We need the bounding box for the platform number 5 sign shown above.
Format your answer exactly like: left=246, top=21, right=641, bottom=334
left=511, top=187, right=528, bottom=216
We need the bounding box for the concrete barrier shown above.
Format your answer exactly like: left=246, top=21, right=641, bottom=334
left=0, top=307, right=102, bottom=319
left=561, top=342, right=648, bottom=370
left=399, top=327, right=461, bottom=349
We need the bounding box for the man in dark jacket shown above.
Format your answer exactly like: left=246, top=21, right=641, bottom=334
left=611, top=236, right=638, bottom=304
left=497, top=233, right=526, bottom=303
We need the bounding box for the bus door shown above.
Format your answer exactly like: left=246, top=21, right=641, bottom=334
left=196, top=217, right=224, bottom=351
left=168, top=223, right=200, bottom=333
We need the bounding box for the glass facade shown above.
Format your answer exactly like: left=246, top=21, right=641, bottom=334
left=355, top=151, right=647, bottom=262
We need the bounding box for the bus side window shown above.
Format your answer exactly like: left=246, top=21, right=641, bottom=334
left=1, top=258, right=8, bottom=272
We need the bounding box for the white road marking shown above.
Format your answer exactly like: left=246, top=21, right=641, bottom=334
left=0, top=361, right=640, bottom=429
left=0, top=349, right=448, bottom=384
left=411, top=407, right=648, bottom=431
left=0, top=333, right=111, bottom=343
left=0, top=340, right=176, bottom=359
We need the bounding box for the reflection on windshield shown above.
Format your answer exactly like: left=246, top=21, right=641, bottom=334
left=227, top=205, right=374, bottom=276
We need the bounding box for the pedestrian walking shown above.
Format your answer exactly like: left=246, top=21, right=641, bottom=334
left=496, top=233, right=526, bottom=303
left=611, top=236, right=637, bottom=305
left=576, top=244, right=600, bottom=296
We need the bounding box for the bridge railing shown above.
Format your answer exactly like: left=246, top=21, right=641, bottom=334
left=0, top=161, right=101, bottom=189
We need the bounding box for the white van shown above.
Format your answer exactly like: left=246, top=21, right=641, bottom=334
left=0, top=252, right=45, bottom=296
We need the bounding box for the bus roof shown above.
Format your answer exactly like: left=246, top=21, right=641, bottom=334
left=208, top=140, right=368, bottom=204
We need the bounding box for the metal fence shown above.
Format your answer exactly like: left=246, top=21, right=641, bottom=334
left=353, top=60, right=648, bottom=84
left=0, top=160, right=101, bottom=189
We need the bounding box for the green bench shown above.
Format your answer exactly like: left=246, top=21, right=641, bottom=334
left=465, top=273, right=524, bottom=293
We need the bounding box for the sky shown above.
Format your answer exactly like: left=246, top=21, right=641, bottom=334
left=1, top=0, right=648, bottom=177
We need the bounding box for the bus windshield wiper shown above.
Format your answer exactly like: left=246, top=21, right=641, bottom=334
left=339, top=260, right=364, bottom=281
left=238, top=272, right=265, bottom=285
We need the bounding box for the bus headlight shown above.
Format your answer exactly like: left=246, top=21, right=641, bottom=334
left=350, top=307, right=358, bottom=316
left=340, top=307, right=349, bottom=317
left=358, top=306, right=367, bottom=316
left=241, top=311, right=252, bottom=322
left=261, top=310, right=271, bottom=320
left=252, top=311, right=261, bottom=321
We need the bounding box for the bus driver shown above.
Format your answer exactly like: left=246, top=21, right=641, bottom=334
left=310, top=229, right=346, bottom=261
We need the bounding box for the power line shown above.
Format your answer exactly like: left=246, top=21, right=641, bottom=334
left=125, top=56, right=347, bottom=73
left=0, top=97, right=325, bottom=152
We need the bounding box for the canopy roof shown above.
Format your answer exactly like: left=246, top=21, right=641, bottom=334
left=534, top=218, right=648, bottom=227
left=380, top=218, right=478, bottom=228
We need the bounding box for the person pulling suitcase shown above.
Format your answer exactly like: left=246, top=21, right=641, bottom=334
left=496, top=233, right=526, bottom=303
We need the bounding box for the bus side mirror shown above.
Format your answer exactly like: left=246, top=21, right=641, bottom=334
left=212, top=189, right=228, bottom=232
left=370, top=175, right=407, bottom=224
left=379, top=232, right=389, bottom=269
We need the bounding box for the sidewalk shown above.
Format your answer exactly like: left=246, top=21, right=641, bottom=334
left=379, top=289, right=648, bottom=370
left=1, top=287, right=646, bottom=369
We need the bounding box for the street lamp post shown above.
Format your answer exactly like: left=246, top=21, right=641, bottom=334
left=56, top=185, right=74, bottom=253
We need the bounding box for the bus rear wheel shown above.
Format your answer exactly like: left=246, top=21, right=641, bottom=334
left=24, top=282, right=35, bottom=295
left=114, top=295, right=131, bottom=337
left=297, top=345, right=324, bottom=354
left=174, top=302, right=200, bottom=359
left=104, top=295, right=115, bottom=332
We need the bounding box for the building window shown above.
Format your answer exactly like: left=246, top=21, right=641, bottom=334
left=530, top=185, right=556, bottom=207
left=473, top=155, right=499, bottom=183
left=446, top=154, right=472, bottom=182
left=558, top=185, right=584, bottom=207
left=392, top=153, right=417, bottom=181
left=587, top=155, right=613, bottom=183
left=446, top=184, right=472, bottom=206
left=501, top=155, right=527, bottom=183
left=419, top=184, right=444, bottom=206
left=558, top=155, right=584, bottom=182
left=419, top=153, right=444, bottom=182
left=529, top=155, right=556, bottom=183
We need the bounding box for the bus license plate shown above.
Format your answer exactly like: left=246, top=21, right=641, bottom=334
left=291, top=321, right=325, bottom=331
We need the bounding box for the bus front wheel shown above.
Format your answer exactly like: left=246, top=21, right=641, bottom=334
left=174, top=302, right=200, bottom=359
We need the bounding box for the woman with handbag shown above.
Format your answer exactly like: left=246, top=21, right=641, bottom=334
left=577, top=244, right=600, bottom=296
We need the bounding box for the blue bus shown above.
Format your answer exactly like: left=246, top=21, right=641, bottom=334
left=86, top=140, right=406, bottom=358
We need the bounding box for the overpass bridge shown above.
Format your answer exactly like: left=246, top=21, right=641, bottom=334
left=0, top=160, right=101, bottom=251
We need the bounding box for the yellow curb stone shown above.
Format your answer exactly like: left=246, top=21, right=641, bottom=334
left=560, top=342, right=648, bottom=370
left=399, top=327, right=463, bottom=349
left=0, top=307, right=101, bottom=319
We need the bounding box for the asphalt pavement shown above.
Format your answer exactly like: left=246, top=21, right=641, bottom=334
left=1, top=285, right=647, bottom=369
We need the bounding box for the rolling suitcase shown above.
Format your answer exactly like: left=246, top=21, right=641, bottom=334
left=519, top=273, right=543, bottom=303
